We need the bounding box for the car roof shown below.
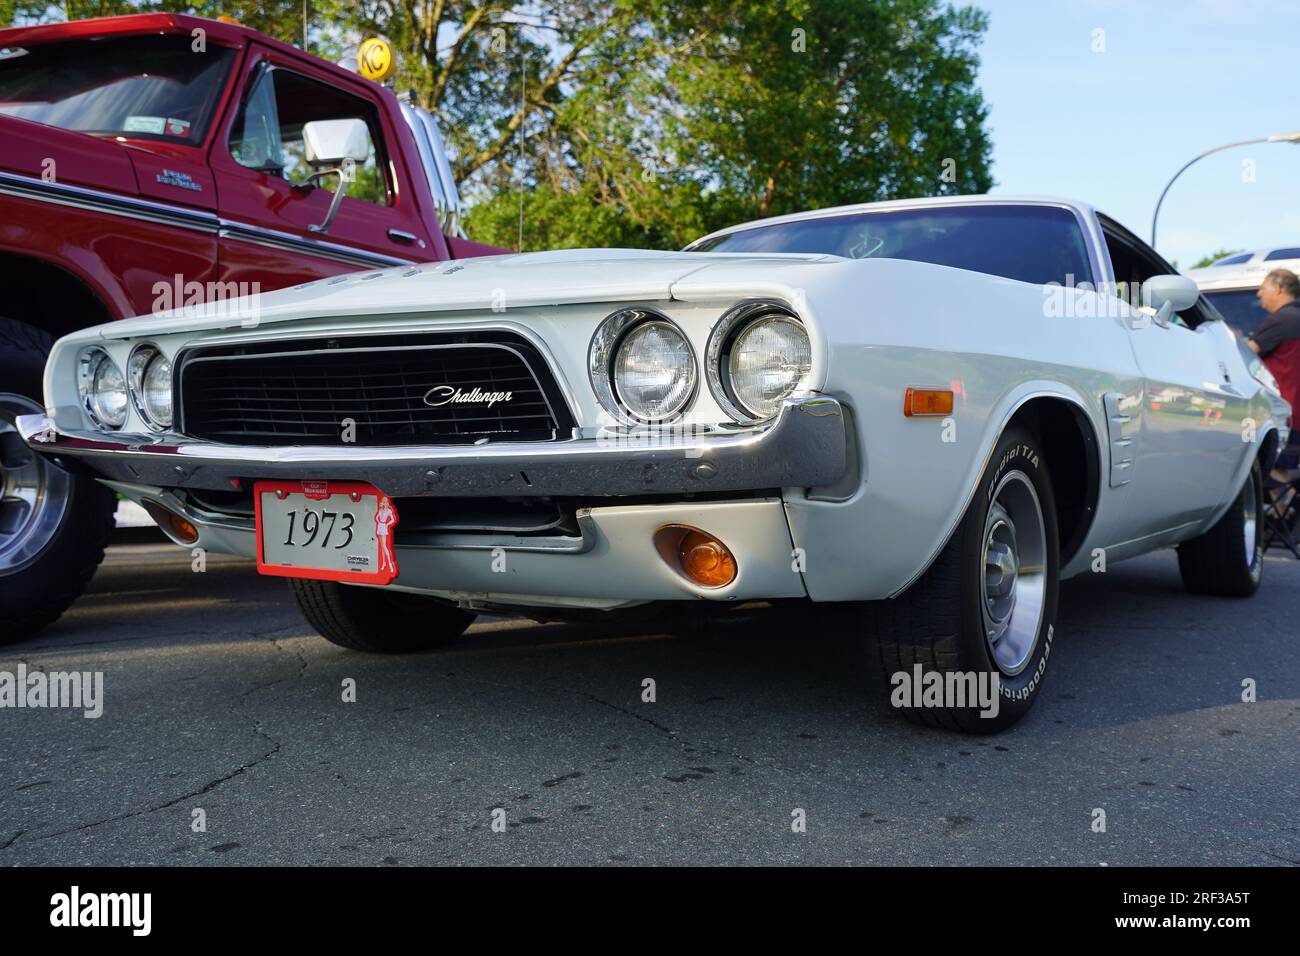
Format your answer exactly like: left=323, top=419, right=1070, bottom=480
left=0, top=13, right=299, bottom=60
left=685, top=194, right=1098, bottom=249
left=1185, top=246, right=1300, bottom=291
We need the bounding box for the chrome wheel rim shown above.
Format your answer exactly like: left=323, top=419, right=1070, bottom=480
left=0, top=393, right=70, bottom=575
left=980, top=470, right=1047, bottom=676
left=1242, top=473, right=1258, bottom=567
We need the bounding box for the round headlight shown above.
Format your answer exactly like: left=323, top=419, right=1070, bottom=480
left=726, top=314, right=812, bottom=419
left=613, top=320, right=697, bottom=421
left=129, top=347, right=173, bottom=429
left=79, top=349, right=128, bottom=429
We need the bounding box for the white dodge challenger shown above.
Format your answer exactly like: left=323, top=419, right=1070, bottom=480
left=14, top=195, right=1290, bottom=731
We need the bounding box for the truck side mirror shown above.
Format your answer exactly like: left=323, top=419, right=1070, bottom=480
left=301, top=118, right=370, bottom=234
left=1139, top=274, right=1199, bottom=329
left=303, top=118, right=370, bottom=166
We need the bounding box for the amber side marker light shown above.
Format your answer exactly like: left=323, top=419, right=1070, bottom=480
left=654, top=525, right=738, bottom=588
left=141, top=500, right=200, bottom=545
left=903, top=387, right=954, bottom=417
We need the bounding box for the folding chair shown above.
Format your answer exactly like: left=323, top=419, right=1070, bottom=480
left=1264, top=439, right=1300, bottom=559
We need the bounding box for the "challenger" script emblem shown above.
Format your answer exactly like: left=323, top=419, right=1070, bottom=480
left=423, top=385, right=513, bottom=408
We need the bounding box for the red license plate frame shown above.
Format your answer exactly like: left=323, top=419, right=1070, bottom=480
left=253, top=479, right=399, bottom=585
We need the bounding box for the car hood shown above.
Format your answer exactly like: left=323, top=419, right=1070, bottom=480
left=94, top=248, right=835, bottom=338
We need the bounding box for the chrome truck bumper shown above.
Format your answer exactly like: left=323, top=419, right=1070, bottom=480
left=17, top=396, right=847, bottom=498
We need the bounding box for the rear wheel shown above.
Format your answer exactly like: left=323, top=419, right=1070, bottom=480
left=865, top=426, right=1060, bottom=733
left=1176, top=459, right=1263, bottom=597
left=288, top=578, right=477, bottom=653
left=0, top=319, right=115, bottom=644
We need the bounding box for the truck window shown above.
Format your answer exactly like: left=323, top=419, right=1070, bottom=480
left=229, top=65, right=391, bottom=206
left=689, top=205, right=1095, bottom=286
left=0, top=35, right=234, bottom=144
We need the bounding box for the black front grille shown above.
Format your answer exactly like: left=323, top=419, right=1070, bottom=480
left=178, top=332, right=573, bottom=446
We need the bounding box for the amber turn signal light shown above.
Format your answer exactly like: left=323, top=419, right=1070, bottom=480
left=141, top=500, right=200, bottom=545
left=903, top=387, right=954, bottom=417
left=677, top=529, right=737, bottom=588
left=168, top=514, right=200, bottom=544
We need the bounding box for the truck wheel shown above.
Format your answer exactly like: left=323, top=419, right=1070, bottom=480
left=864, top=426, right=1060, bottom=733
left=0, top=319, right=116, bottom=644
left=1176, top=459, right=1263, bottom=598
left=288, top=578, right=477, bottom=653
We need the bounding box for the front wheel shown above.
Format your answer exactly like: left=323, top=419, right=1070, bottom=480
left=865, top=426, right=1060, bottom=733
left=1176, top=459, right=1263, bottom=598
left=0, top=319, right=116, bottom=644
left=288, top=578, right=477, bottom=653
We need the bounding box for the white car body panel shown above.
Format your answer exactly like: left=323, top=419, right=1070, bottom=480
left=21, top=197, right=1289, bottom=609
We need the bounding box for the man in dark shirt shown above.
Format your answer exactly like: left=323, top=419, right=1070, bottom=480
left=1249, top=268, right=1300, bottom=408
left=1249, top=268, right=1300, bottom=478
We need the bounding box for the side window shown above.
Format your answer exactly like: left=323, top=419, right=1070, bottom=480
left=228, top=65, right=391, bottom=206
left=1104, top=231, right=1200, bottom=329
left=1213, top=252, right=1254, bottom=266
left=229, top=67, right=282, bottom=169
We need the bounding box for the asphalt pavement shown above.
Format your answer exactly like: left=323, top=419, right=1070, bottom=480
left=2, top=533, right=1297, bottom=866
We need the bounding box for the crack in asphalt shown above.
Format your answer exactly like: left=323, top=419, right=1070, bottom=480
left=235, top=627, right=311, bottom=702
left=583, top=693, right=680, bottom=739
left=1, top=632, right=306, bottom=849
left=270, top=635, right=310, bottom=681
left=434, top=665, right=770, bottom=776
left=29, top=723, right=282, bottom=842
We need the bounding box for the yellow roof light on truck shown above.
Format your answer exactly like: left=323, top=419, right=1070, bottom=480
left=358, top=37, right=395, bottom=83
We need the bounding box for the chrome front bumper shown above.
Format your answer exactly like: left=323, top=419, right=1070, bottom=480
left=18, top=397, right=847, bottom=498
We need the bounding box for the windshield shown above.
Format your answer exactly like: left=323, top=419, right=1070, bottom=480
left=0, top=35, right=235, bottom=145
left=1202, top=289, right=1268, bottom=335
left=690, top=204, right=1095, bottom=286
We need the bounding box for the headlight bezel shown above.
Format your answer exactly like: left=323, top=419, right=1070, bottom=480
left=588, top=307, right=698, bottom=424
left=76, top=346, right=128, bottom=431
left=706, top=301, right=812, bottom=423
left=127, top=343, right=174, bottom=431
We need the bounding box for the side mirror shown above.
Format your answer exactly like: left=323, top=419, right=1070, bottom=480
left=1140, top=274, right=1200, bottom=328
left=300, top=118, right=369, bottom=234
left=303, top=118, right=369, bottom=166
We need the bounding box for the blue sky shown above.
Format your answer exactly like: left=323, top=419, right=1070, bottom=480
left=976, top=0, right=1300, bottom=267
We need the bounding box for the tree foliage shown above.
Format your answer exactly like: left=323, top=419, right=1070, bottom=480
left=2, top=1, right=994, bottom=251
left=466, top=0, right=994, bottom=249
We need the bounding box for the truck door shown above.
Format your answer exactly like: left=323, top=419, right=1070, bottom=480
left=209, top=45, right=438, bottom=288
left=1104, top=222, right=1249, bottom=537
left=0, top=30, right=235, bottom=318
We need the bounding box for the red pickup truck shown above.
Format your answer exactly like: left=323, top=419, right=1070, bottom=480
left=0, top=13, right=505, bottom=641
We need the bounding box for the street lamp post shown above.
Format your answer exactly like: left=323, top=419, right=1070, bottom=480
left=1151, top=131, right=1300, bottom=250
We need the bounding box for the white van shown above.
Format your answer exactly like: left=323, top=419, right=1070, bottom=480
left=1186, top=246, right=1300, bottom=334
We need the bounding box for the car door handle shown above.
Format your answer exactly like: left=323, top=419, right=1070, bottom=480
left=387, top=229, right=418, bottom=244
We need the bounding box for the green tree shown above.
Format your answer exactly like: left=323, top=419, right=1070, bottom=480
left=468, top=0, right=994, bottom=249
left=3, top=1, right=994, bottom=252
